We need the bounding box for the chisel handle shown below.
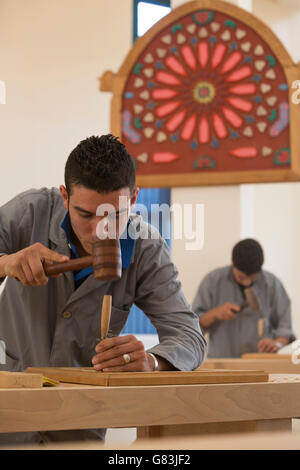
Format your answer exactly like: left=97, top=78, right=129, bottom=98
left=101, top=295, right=112, bottom=340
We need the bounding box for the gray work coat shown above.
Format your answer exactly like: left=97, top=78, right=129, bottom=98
left=0, top=188, right=206, bottom=443
left=192, top=266, right=295, bottom=358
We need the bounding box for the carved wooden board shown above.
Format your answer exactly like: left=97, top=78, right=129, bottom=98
left=25, top=367, right=268, bottom=386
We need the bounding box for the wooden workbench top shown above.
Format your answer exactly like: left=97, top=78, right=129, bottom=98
left=0, top=374, right=300, bottom=434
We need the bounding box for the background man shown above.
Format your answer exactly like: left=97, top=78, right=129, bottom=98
left=192, top=238, right=294, bottom=358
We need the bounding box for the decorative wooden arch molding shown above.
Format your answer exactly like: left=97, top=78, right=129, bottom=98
left=100, top=0, right=300, bottom=187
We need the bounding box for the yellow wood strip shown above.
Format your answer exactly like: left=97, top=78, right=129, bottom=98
left=25, top=367, right=109, bottom=386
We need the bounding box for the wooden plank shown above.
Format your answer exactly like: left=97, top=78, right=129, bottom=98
left=0, top=371, right=43, bottom=388
left=242, top=354, right=292, bottom=359
left=203, top=358, right=300, bottom=374
left=107, top=369, right=269, bottom=386
left=25, top=367, right=268, bottom=386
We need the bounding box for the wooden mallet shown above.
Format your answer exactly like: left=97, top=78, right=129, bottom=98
left=238, top=287, right=264, bottom=338
left=44, top=238, right=122, bottom=281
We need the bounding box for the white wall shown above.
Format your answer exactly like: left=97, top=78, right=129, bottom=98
left=171, top=185, right=241, bottom=302
left=0, top=0, right=131, bottom=203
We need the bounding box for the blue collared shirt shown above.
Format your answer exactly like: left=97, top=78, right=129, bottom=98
left=61, top=212, right=135, bottom=288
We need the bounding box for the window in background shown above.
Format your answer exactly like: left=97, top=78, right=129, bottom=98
left=135, top=0, right=171, bottom=38
left=122, top=0, right=171, bottom=335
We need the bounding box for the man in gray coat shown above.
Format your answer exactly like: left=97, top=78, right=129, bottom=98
left=0, top=134, right=206, bottom=444
left=192, top=239, right=294, bottom=358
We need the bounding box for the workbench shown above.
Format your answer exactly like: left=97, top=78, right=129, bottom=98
left=1, top=374, right=300, bottom=439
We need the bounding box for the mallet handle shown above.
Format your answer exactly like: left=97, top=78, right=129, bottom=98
left=44, top=238, right=122, bottom=280
left=44, top=256, right=93, bottom=275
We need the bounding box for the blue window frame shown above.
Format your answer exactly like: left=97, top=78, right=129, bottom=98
left=122, top=0, right=172, bottom=335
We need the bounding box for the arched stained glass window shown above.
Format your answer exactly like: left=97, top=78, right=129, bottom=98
left=100, top=1, right=300, bottom=188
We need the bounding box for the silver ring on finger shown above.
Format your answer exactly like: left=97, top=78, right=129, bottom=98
left=123, top=353, right=131, bottom=364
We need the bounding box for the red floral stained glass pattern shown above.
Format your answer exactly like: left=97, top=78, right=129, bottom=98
left=121, top=9, right=290, bottom=175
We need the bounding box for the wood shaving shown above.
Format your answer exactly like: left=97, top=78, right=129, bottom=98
left=269, top=374, right=300, bottom=382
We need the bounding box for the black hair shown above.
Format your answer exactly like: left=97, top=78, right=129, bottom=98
left=64, top=134, right=136, bottom=195
left=232, top=238, right=264, bottom=275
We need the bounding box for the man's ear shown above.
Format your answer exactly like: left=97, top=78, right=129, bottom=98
left=59, top=185, right=69, bottom=210
left=130, top=187, right=139, bottom=209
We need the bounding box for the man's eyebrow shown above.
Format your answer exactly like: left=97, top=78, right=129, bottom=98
left=73, top=206, right=94, bottom=215
left=73, top=206, right=127, bottom=215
